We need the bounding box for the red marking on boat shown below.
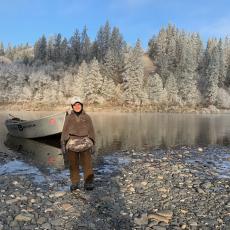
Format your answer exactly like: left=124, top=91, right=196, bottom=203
left=49, top=118, right=56, bottom=125
left=48, top=156, right=56, bottom=164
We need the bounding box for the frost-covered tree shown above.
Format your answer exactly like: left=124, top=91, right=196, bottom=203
left=101, top=75, right=116, bottom=101
left=102, top=49, right=116, bottom=80
left=225, top=58, right=230, bottom=87
left=165, top=73, right=180, bottom=104
left=122, top=41, right=144, bottom=104
left=102, top=47, right=124, bottom=84
left=84, top=58, right=103, bottom=103
left=76, top=60, right=88, bottom=98
left=28, top=70, right=50, bottom=101
left=110, top=27, right=125, bottom=53
left=176, top=36, right=200, bottom=105
left=101, top=27, right=125, bottom=84
left=205, top=46, right=219, bottom=105
left=148, top=28, right=168, bottom=83
left=191, top=33, right=203, bottom=69
left=217, top=39, right=226, bottom=87
left=146, top=73, right=167, bottom=103
left=217, top=88, right=230, bottom=108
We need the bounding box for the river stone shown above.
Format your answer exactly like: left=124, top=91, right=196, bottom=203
left=41, top=223, right=51, bottom=229
left=158, top=188, right=169, bottom=193
left=189, top=221, right=198, bottom=227
left=197, top=188, right=205, bottom=194
left=148, top=214, right=170, bottom=224
left=157, top=176, right=164, bottom=180
left=54, top=191, right=66, bottom=198
left=157, top=211, right=173, bottom=219
left=180, top=209, right=188, bottom=214
left=61, top=203, right=73, bottom=211
left=51, top=219, right=63, bottom=226
left=201, top=182, right=212, bottom=189
left=152, top=227, right=167, bottom=230
left=141, top=181, right=148, bottom=186
left=128, top=187, right=135, bottom=192
left=134, top=213, right=148, bottom=225
left=37, top=217, right=46, bottom=225
left=181, top=224, right=187, bottom=229
left=89, top=223, right=96, bottom=229
left=44, top=208, right=53, bottom=213
left=15, top=213, right=33, bottom=222
left=30, top=198, right=36, bottom=203
left=6, top=197, right=20, bottom=204
left=10, top=220, right=19, bottom=227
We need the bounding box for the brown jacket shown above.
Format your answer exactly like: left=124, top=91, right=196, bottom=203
left=61, top=110, right=95, bottom=145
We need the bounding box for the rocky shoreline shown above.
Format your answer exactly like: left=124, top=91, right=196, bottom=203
left=0, top=146, right=230, bottom=229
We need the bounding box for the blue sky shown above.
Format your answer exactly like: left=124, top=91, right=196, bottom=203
left=0, top=0, right=230, bottom=49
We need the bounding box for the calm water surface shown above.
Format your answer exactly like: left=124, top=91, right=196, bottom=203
left=1, top=111, right=230, bottom=172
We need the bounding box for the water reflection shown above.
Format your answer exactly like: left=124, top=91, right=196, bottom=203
left=92, top=113, right=230, bottom=152
left=4, top=134, right=65, bottom=169
left=2, top=112, right=230, bottom=165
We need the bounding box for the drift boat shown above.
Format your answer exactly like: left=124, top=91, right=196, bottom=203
left=5, top=112, right=66, bottom=138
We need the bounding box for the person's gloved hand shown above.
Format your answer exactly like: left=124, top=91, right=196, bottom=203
left=91, top=145, right=96, bottom=154
left=61, top=142, right=67, bottom=155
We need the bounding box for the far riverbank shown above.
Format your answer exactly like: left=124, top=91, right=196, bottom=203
left=1, top=102, right=230, bottom=114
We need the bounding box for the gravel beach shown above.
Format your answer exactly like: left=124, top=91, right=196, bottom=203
left=0, top=146, right=230, bottom=230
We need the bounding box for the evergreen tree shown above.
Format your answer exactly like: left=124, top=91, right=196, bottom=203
left=205, top=46, right=219, bottom=105
left=122, top=41, right=144, bottom=104
left=102, top=49, right=117, bottom=81
left=84, top=58, right=103, bottom=102
left=101, top=27, right=125, bottom=84
left=165, top=73, right=180, bottom=104
left=5, top=43, right=14, bottom=60
left=0, top=42, right=4, bottom=56
left=217, top=39, right=226, bottom=87
left=110, top=27, right=125, bottom=53
left=34, top=35, right=47, bottom=63
left=77, top=60, right=88, bottom=98
left=146, top=73, right=167, bottom=103
left=177, top=37, right=200, bottom=105
left=95, top=21, right=111, bottom=61
left=70, top=29, right=81, bottom=64
left=60, top=38, right=71, bottom=65
left=53, top=33, right=62, bottom=62
left=47, top=36, right=55, bottom=62
left=101, top=75, right=116, bottom=101
left=225, top=60, right=230, bottom=87
left=80, top=26, right=91, bottom=63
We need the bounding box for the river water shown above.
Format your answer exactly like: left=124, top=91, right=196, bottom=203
left=0, top=111, right=230, bottom=179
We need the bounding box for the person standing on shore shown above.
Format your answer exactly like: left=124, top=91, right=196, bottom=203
left=61, top=96, right=96, bottom=192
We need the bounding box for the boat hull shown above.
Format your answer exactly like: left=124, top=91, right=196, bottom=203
left=5, top=112, right=66, bottom=138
